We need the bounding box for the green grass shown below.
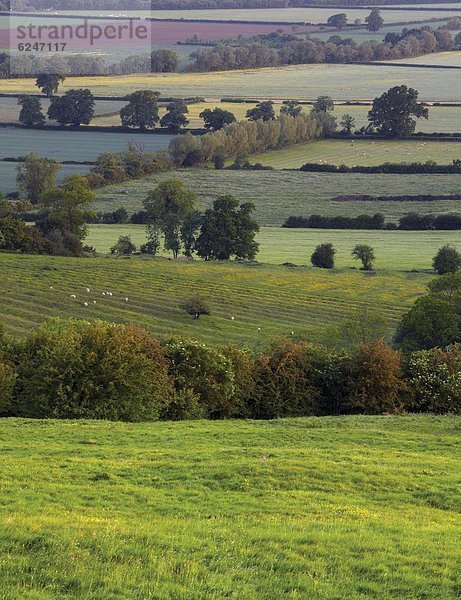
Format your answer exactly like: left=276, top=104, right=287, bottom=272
left=252, top=139, right=461, bottom=169
left=1, top=62, right=459, bottom=101
left=85, top=223, right=461, bottom=270
left=94, top=169, right=461, bottom=226
left=0, top=252, right=429, bottom=346
left=0, top=416, right=460, bottom=599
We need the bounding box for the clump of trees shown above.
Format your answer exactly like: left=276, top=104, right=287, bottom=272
left=311, top=243, right=336, bottom=269
left=368, top=85, right=428, bottom=138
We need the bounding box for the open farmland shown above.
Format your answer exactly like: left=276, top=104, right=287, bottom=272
left=251, top=139, right=461, bottom=169
left=0, top=127, right=174, bottom=161
left=85, top=223, right=461, bottom=271
left=142, top=7, right=461, bottom=24
left=386, top=51, right=461, bottom=67
left=2, top=63, right=460, bottom=101
left=0, top=416, right=460, bottom=599
left=0, top=252, right=428, bottom=345
left=94, top=169, right=461, bottom=225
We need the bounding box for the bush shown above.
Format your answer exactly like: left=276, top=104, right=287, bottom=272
left=252, top=340, right=320, bottom=419
left=433, top=245, right=461, bottom=275
left=310, top=346, right=350, bottom=415
left=406, top=345, right=461, bottom=413
left=311, top=242, right=336, bottom=269
left=162, top=339, right=234, bottom=419
left=13, top=319, right=173, bottom=421
left=110, top=235, right=136, bottom=256
left=347, top=340, right=407, bottom=414
left=180, top=295, right=210, bottom=320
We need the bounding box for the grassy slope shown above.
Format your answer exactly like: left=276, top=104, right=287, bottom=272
left=0, top=416, right=460, bottom=599
left=0, top=63, right=458, bottom=101
left=94, top=169, right=461, bottom=226
left=251, top=139, right=461, bottom=169
left=0, top=253, right=428, bottom=346
left=85, top=224, right=461, bottom=271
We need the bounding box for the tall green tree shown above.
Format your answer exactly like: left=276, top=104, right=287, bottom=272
left=180, top=210, right=203, bottom=257
left=368, top=86, right=429, bottom=138
left=40, top=175, right=95, bottom=241
left=327, top=13, right=348, bottom=29
left=246, top=101, right=275, bottom=122
left=196, top=195, right=259, bottom=261
left=160, top=99, right=189, bottom=133
left=433, top=245, right=461, bottom=275
left=35, top=74, right=65, bottom=97
left=48, top=89, right=95, bottom=126
left=281, top=101, right=302, bottom=118
left=352, top=244, right=375, bottom=270
left=340, top=113, right=355, bottom=134
left=365, top=9, right=384, bottom=32
left=200, top=107, right=236, bottom=131
left=143, top=180, right=197, bottom=258
left=313, top=96, right=334, bottom=113
left=120, top=90, right=160, bottom=130
left=17, top=153, right=60, bottom=205
left=18, top=96, right=45, bottom=126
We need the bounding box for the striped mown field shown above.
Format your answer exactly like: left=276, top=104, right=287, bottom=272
left=0, top=253, right=429, bottom=348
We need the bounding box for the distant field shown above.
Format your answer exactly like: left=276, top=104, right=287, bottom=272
left=142, top=7, right=461, bottom=23
left=85, top=223, right=461, bottom=271
left=0, top=252, right=428, bottom=345
left=94, top=169, right=461, bottom=226
left=0, top=128, right=174, bottom=162
left=1, top=416, right=460, bottom=599
left=386, top=51, right=461, bottom=67
left=2, top=63, right=460, bottom=101
left=252, top=139, right=461, bottom=169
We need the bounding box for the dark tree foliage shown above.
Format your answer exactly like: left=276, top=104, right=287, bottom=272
left=35, top=74, right=65, bottom=96
left=48, top=89, right=95, bottom=126
left=18, top=95, right=45, bottom=126
left=368, top=86, right=429, bottom=138
left=120, top=90, right=161, bottom=130
left=365, top=9, right=384, bottom=32
left=196, top=195, right=259, bottom=261
left=200, top=107, right=237, bottom=131
left=246, top=101, right=275, bottom=122
left=311, top=243, right=336, bottom=269
left=433, top=245, right=461, bottom=275
left=327, top=13, right=348, bottom=29
left=180, top=296, right=211, bottom=320
left=160, top=99, right=190, bottom=133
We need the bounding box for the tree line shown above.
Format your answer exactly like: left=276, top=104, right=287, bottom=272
left=284, top=212, right=461, bottom=230
left=186, top=26, right=460, bottom=72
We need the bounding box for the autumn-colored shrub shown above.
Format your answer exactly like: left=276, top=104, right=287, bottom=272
left=406, top=345, right=461, bottom=413
left=347, top=340, right=407, bottom=414
left=13, top=319, right=173, bottom=421
left=162, top=338, right=234, bottom=419
left=252, top=340, right=320, bottom=419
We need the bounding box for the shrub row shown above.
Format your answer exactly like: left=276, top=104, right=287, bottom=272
left=1, top=319, right=461, bottom=422
left=283, top=212, right=461, bottom=230
left=300, top=160, right=461, bottom=174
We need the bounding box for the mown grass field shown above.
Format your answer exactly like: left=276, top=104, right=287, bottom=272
left=252, top=139, right=461, bottom=169
left=0, top=416, right=460, bottom=599
left=86, top=223, right=461, bottom=271
left=1, top=63, right=459, bottom=101
left=0, top=252, right=429, bottom=346
left=94, top=168, right=461, bottom=226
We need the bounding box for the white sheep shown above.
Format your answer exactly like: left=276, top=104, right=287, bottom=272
left=83, top=302, right=88, bottom=307
left=102, top=292, right=106, bottom=296
left=86, top=288, right=90, bottom=293
left=125, top=297, right=129, bottom=302
left=70, top=294, right=76, bottom=299
left=93, top=301, right=97, bottom=305
left=231, top=316, right=235, bottom=321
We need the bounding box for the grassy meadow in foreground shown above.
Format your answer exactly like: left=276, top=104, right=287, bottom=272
left=0, top=63, right=458, bottom=101
left=85, top=224, right=461, bottom=271
left=252, top=139, right=461, bottom=169
left=0, top=252, right=428, bottom=346
left=0, top=416, right=460, bottom=599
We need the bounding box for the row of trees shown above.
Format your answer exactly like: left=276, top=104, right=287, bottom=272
left=0, top=49, right=179, bottom=78
left=284, top=212, right=461, bottom=231
left=1, top=313, right=461, bottom=422
left=186, top=26, right=460, bottom=72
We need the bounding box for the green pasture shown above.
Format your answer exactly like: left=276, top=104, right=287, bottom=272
left=0, top=252, right=429, bottom=346
left=1, top=62, right=459, bottom=101
left=386, top=50, right=461, bottom=67
left=0, top=416, right=460, bottom=599
left=85, top=223, right=461, bottom=271
left=252, top=139, right=461, bottom=169
left=94, top=169, right=461, bottom=226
